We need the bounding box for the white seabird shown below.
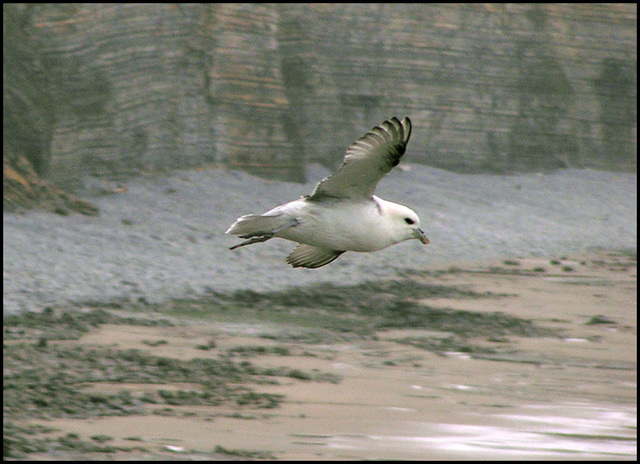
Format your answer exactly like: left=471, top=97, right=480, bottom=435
left=226, top=116, right=429, bottom=268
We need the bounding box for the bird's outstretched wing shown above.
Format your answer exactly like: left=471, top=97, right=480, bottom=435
left=308, top=117, right=412, bottom=201
left=286, top=244, right=345, bottom=268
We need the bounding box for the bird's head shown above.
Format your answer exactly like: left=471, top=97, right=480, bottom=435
left=383, top=201, right=430, bottom=246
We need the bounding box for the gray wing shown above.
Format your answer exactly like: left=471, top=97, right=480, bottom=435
left=286, top=244, right=345, bottom=268
left=308, top=117, right=412, bottom=201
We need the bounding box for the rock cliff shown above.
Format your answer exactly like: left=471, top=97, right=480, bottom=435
left=3, top=4, right=637, bottom=205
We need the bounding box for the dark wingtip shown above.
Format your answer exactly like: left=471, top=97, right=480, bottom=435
left=401, top=117, right=412, bottom=143
left=385, top=116, right=412, bottom=144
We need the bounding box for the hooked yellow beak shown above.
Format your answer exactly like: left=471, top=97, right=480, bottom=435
left=414, top=228, right=430, bottom=245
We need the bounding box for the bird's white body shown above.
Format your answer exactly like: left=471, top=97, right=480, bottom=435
left=260, top=196, right=422, bottom=252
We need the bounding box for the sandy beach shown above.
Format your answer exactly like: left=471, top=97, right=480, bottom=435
left=4, top=250, right=636, bottom=460
left=4, top=164, right=637, bottom=459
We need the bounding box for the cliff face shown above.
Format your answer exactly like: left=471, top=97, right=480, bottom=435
left=3, top=4, right=637, bottom=191
left=277, top=4, right=636, bottom=173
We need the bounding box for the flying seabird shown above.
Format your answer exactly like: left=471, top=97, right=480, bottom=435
left=226, top=116, right=429, bottom=268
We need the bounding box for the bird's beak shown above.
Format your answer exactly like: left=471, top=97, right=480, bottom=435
left=414, top=228, right=430, bottom=245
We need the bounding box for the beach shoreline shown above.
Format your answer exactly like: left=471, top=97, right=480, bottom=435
left=3, top=164, right=637, bottom=315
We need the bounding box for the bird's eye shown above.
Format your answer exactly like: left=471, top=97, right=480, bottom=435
left=404, top=217, right=415, bottom=225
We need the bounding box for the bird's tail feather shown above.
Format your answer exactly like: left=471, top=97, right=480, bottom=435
left=226, top=213, right=296, bottom=238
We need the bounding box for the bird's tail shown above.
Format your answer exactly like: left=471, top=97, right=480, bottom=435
left=226, top=213, right=288, bottom=237
left=226, top=213, right=298, bottom=250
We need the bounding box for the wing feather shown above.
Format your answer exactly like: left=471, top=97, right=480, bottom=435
left=308, top=117, right=412, bottom=200
left=286, top=244, right=345, bottom=268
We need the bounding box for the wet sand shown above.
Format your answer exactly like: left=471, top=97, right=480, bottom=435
left=15, top=251, right=637, bottom=460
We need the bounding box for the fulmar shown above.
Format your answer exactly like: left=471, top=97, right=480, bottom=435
left=226, top=116, right=429, bottom=268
